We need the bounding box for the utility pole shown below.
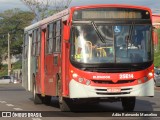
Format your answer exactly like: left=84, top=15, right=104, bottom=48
left=8, top=33, right=11, bottom=76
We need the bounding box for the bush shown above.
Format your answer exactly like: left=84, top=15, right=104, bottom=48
left=0, top=60, right=22, bottom=76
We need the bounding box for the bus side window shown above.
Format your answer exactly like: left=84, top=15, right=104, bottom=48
left=47, top=23, right=54, bottom=54
left=32, top=30, right=37, bottom=56
left=54, top=20, right=61, bottom=52
left=36, top=29, right=41, bottom=56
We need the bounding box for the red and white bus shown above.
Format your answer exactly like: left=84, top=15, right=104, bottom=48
left=22, top=4, right=154, bottom=111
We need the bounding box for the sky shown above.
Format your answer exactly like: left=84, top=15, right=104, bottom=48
left=0, top=0, right=28, bottom=12
left=0, top=0, right=160, bottom=14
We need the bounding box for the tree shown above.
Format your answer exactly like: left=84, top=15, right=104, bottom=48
left=20, top=0, right=72, bottom=21
left=0, top=8, right=35, bottom=66
left=154, top=28, right=160, bottom=67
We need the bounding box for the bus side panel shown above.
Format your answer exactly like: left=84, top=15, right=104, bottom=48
left=27, top=34, right=33, bottom=91
left=35, top=56, right=41, bottom=94
left=22, top=56, right=28, bottom=90
left=61, top=26, right=70, bottom=97
left=44, top=53, right=56, bottom=96
left=39, top=30, right=46, bottom=96
left=22, top=33, right=33, bottom=92
left=22, top=34, right=29, bottom=91
left=31, top=55, right=37, bottom=91
left=61, top=39, right=66, bottom=96
left=44, top=53, right=61, bottom=96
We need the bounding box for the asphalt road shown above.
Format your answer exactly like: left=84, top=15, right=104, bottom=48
left=0, top=83, right=160, bottom=120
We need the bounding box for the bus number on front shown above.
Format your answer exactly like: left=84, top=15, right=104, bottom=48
left=119, top=74, right=134, bottom=79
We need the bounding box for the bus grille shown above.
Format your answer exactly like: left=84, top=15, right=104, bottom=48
left=96, top=92, right=130, bottom=95
left=92, top=80, right=135, bottom=84
left=95, top=88, right=132, bottom=95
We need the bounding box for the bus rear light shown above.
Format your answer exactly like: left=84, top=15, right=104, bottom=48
left=86, top=80, right=91, bottom=85
left=78, top=78, right=84, bottom=82
left=72, top=73, right=78, bottom=78
left=138, top=79, right=142, bottom=84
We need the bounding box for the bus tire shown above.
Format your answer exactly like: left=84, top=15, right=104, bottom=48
left=121, top=97, right=135, bottom=111
left=57, top=74, right=72, bottom=111
left=33, top=83, right=43, bottom=104
left=59, top=96, right=72, bottom=112
left=43, top=95, right=51, bottom=105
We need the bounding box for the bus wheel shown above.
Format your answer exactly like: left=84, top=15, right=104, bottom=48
left=59, top=96, right=72, bottom=112
left=43, top=95, right=51, bottom=105
left=121, top=97, right=135, bottom=111
left=57, top=75, right=72, bottom=111
left=33, top=83, right=43, bottom=104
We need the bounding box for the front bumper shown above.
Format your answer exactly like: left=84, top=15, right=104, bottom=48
left=69, top=79, right=154, bottom=98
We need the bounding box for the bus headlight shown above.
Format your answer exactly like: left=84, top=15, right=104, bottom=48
left=78, top=78, right=84, bottom=82
left=148, top=72, right=153, bottom=77
left=86, top=80, right=91, bottom=85
left=72, top=73, right=78, bottom=78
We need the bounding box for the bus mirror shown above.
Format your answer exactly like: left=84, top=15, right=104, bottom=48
left=63, top=25, right=70, bottom=40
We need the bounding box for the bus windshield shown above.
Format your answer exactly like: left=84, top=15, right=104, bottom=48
left=70, top=24, right=152, bottom=64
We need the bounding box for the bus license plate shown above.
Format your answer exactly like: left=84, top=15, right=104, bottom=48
left=107, top=88, right=121, bottom=93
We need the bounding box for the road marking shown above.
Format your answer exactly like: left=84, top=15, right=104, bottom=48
left=32, top=118, right=42, bottom=120
left=6, top=104, right=14, bottom=107
left=13, top=108, right=23, bottom=111
left=0, top=101, right=7, bottom=103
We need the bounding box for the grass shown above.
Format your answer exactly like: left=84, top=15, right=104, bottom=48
left=154, top=29, right=160, bottom=67
left=0, top=64, right=8, bottom=76
left=154, top=51, right=160, bottom=67
left=12, top=60, right=22, bottom=70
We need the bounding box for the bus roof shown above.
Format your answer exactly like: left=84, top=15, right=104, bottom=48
left=70, top=4, right=151, bottom=11
left=24, top=4, right=152, bottom=32
left=24, top=8, right=70, bottom=32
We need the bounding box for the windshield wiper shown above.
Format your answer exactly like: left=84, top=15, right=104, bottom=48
left=91, top=21, right=106, bottom=43
left=128, top=24, right=133, bottom=42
